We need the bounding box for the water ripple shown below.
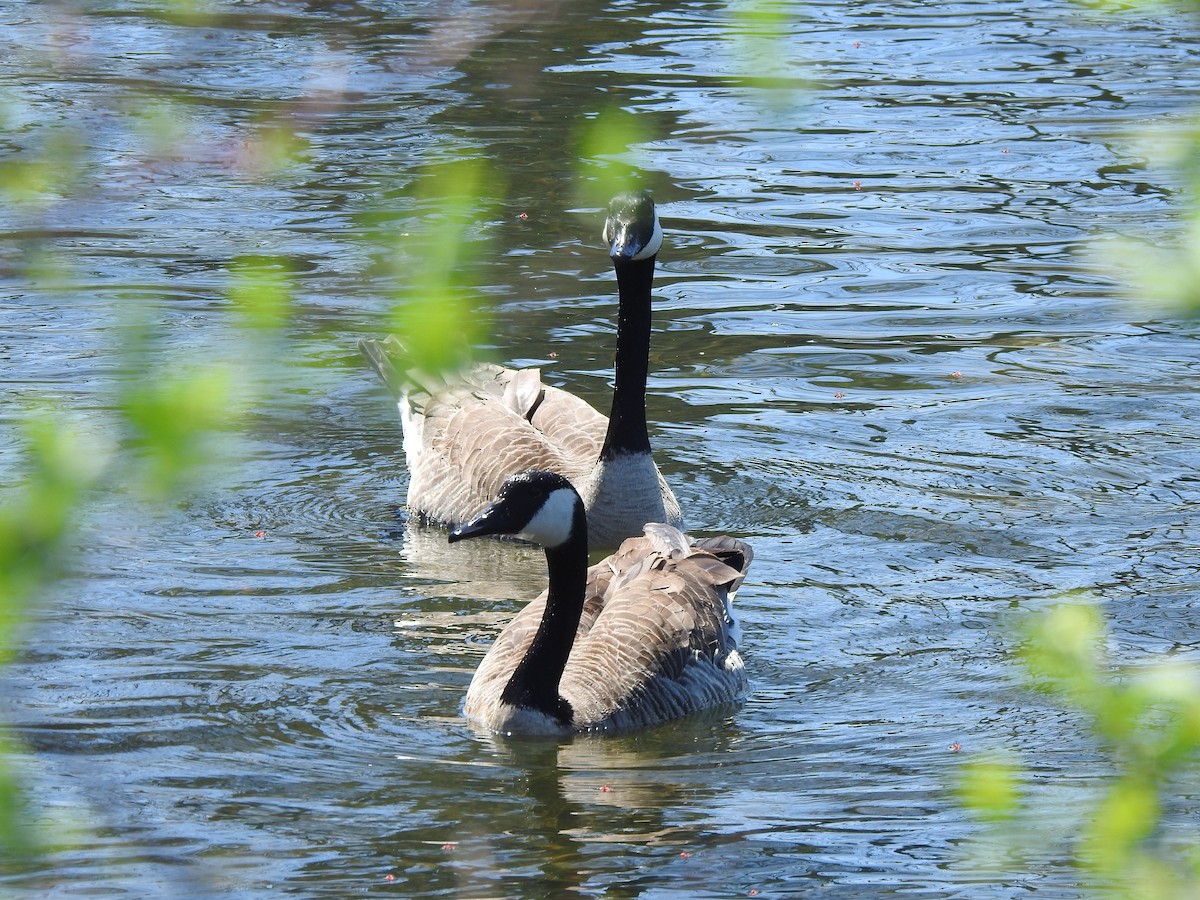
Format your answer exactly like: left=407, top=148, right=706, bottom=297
left=5, top=0, right=1200, bottom=896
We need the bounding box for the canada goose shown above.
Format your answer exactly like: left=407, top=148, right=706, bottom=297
left=359, top=191, right=682, bottom=549
left=449, top=470, right=752, bottom=736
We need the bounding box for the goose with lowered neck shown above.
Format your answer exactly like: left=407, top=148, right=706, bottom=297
left=449, top=470, right=752, bottom=736
left=359, top=191, right=681, bottom=550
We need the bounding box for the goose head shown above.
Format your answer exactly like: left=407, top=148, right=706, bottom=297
left=604, top=191, right=662, bottom=263
left=449, top=470, right=585, bottom=550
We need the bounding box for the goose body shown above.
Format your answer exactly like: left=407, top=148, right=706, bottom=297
left=449, top=471, right=752, bottom=736
left=360, top=192, right=682, bottom=549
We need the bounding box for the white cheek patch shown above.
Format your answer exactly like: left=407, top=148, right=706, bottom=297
left=516, top=488, right=579, bottom=548
left=631, top=216, right=663, bottom=261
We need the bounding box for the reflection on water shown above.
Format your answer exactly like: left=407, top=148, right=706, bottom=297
left=399, top=521, right=548, bottom=600
left=4, top=0, right=1200, bottom=896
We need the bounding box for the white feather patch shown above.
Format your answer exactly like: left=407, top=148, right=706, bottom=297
left=517, top=487, right=580, bottom=548
left=577, top=452, right=681, bottom=548
left=399, top=391, right=424, bottom=487
left=632, top=216, right=663, bottom=261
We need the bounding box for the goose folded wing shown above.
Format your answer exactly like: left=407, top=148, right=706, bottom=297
left=409, top=398, right=571, bottom=524
left=466, top=590, right=549, bottom=701
left=559, top=553, right=746, bottom=729
left=526, top=382, right=607, bottom=466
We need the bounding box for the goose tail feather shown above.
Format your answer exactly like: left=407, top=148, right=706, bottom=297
left=641, top=522, right=692, bottom=559
left=358, top=335, right=407, bottom=400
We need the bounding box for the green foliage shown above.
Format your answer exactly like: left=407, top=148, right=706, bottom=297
left=957, top=754, right=1020, bottom=824
left=380, top=156, right=500, bottom=375
left=129, top=98, right=194, bottom=159
left=1078, top=1, right=1200, bottom=317
left=1094, top=114, right=1200, bottom=317
left=141, top=0, right=220, bottom=26
left=0, top=419, right=106, bottom=664
left=0, top=417, right=104, bottom=860
left=0, top=735, right=33, bottom=862
left=574, top=108, right=652, bottom=210
left=242, top=113, right=313, bottom=178
left=118, top=365, right=238, bottom=500
left=960, top=603, right=1200, bottom=899
left=0, top=58, right=304, bottom=860
left=0, top=311, right=290, bottom=859
left=228, top=255, right=295, bottom=333
left=0, top=125, right=85, bottom=208
left=724, top=0, right=806, bottom=110
left=0, top=12, right=490, bottom=866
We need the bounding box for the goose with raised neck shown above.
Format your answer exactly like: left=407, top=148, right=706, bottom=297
left=359, top=191, right=681, bottom=550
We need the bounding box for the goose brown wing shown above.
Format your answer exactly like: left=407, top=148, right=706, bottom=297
left=528, top=383, right=607, bottom=465
left=689, top=535, right=754, bottom=592
left=404, top=364, right=605, bottom=525
left=558, top=535, right=751, bottom=729
left=464, top=557, right=628, bottom=722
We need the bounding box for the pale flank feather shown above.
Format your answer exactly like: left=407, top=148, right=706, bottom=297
left=359, top=338, right=607, bottom=526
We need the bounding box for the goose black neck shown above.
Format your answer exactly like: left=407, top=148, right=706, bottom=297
left=600, top=254, right=656, bottom=462
left=499, top=504, right=589, bottom=725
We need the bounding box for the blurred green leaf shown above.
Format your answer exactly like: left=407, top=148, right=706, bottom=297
left=0, top=126, right=85, bottom=207
left=957, top=755, right=1020, bottom=824
left=385, top=156, right=500, bottom=374
left=228, top=255, right=293, bottom=331
left=0, top=417, right=106, bottom=656
left=1019, top=601, right=1106, bottom=702
left=967, top=601, right=1200, bottom=897
left=20, top=247, right=77, bottom=294
left=241, top=115, right=310, bottom=178
left=130, top=97, right=193, bottom=160
left=118, top=365, right=237, bottom=500
left=0, top=731, right=34, bottom=858
left=144, top=0, right=220, bottom=26
left=574, top=107, right=651, bottom=210
left=1084, top=776, right=1159, bottom=876
left=725, top=0, right=806, bottom=108
left=1090, top=114, right=1200, bottom=317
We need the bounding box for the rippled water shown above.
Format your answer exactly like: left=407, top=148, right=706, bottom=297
left=3, top=0, right=1200, bottom=896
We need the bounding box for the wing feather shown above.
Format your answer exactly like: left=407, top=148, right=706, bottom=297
left=359, top=336, right=678, bottom=545
left=564, top=528, right=752, bottom=729
left=376, top=353, right=607, bottom=525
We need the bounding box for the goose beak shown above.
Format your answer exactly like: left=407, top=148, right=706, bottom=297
left=449, top=501, right=517, bottom=543
left=608, top=223, right=646, bottom=261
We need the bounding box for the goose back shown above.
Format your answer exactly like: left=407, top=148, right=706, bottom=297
left=402, top=359, right=607, bottom=525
